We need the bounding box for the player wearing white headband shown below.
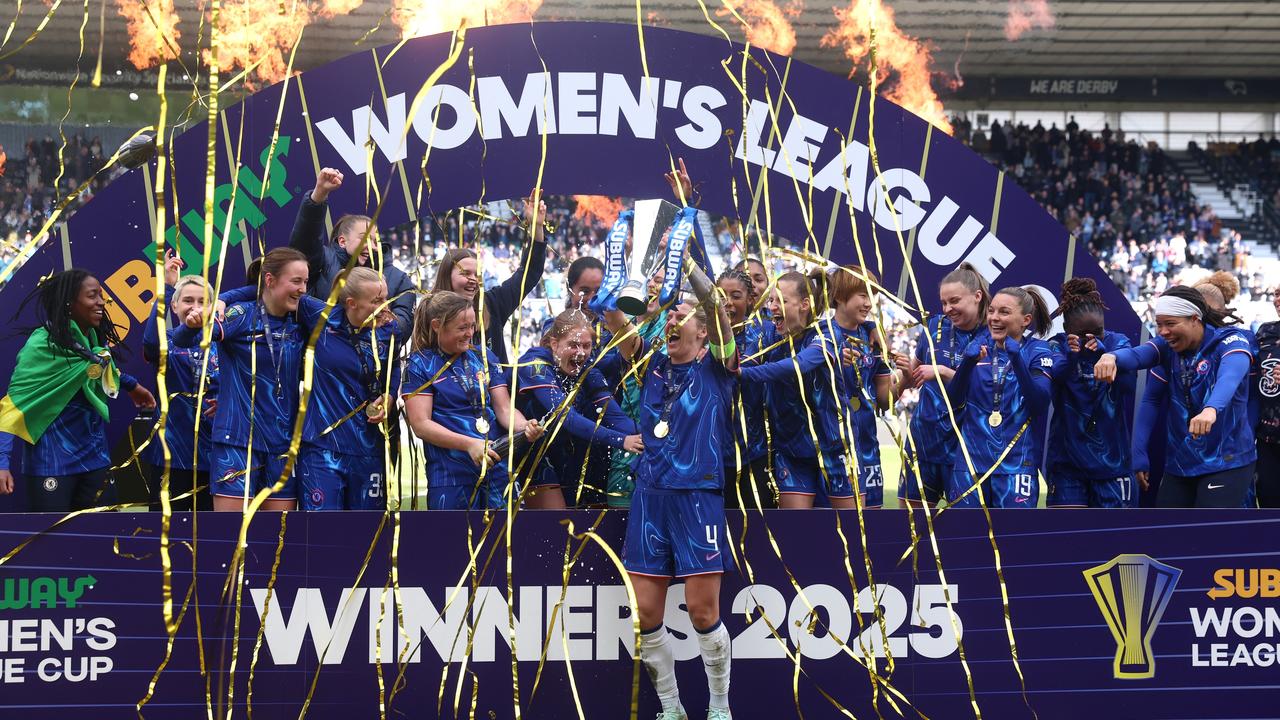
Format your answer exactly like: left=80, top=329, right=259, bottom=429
left=1095, top=286, right=1256, bottom=507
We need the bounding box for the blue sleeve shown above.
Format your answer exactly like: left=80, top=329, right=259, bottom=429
left=1131, top=371, right=1166, bottom=473
left=1008, top=344, right=1051, bottom=413
left=289, top=195, right=330, bottom=279
left=598, top=395, right=637, bottom=438
left=1114, top=341, right=1163, bottom=372
left=174, top=305, right=249, bottom=347
left=947, top=345, right=981, bottom=408
left=485, top=231, right=547, bottom=331
left=119, top=373, right=139, bottom=393
left=739, top=339, right=831, bottom=384
left=0, top=431, right=15, bottom=470
left=142, top=285, right=175, bottom=364
left=483, top=348, right=510, bottom=387
left=172, top=323, right=199, bottom=348
left=384, top=269, right=415, bottom=347
left=219, top=285, right=257, bottom=305
left=296, top=295, right=330, bottom=333
left=1204, top=351, right=1252, bottom=412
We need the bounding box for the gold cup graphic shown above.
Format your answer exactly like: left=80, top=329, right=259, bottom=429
left=1082, top=554, right=1181, bottom=680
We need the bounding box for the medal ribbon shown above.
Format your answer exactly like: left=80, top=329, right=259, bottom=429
left=589, top=209, right=634, bottom=314
left=657, top=359, right=698, bottom=433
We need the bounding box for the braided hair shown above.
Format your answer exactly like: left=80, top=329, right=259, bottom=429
left=14, top=269, right=125, bottom=358
left=1054, top=277, right=1108, bottom=334
left=716, top=267, right=757, bottom=307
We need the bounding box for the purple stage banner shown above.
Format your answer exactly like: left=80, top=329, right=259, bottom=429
left=1, top=509, right=1277, bottom=718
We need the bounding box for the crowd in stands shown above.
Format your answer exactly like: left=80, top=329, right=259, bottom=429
left=955, top=116, right=1276, bottom=325
left=0, top=133, right=110, bottom=275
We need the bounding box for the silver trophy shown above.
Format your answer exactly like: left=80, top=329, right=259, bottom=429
left=615, top=198, right=680, bottom=316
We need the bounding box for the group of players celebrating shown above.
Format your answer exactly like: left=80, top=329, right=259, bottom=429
left=1, top=158, right=1278, bottom=718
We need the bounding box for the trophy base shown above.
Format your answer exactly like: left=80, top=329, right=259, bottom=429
left=615, top=293, right=649, bottom=317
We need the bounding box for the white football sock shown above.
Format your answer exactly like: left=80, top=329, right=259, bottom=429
left=640, top=626, right=684, bottom=715
left=696, top=620, right=731, bottom=709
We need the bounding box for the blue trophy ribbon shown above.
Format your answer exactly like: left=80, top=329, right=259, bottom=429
left=588, top=209, right=633, bottom=313
left=658, top=206, right=698, bottom=307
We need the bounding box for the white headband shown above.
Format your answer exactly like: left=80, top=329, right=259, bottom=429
left=1152, top=295, right=1202, bottom=319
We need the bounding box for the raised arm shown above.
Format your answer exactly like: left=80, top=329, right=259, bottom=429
left=486, top=192, right=549, bottom=323
left=1004, top=339, right=1052, bottom=414
left=1131, top=369, right=1167, bottom=490
left=739, top=337, right=832, bottom=383
left=143, top=285, right=175, bottom=365
left=684, top=257, right=737, bottom=371
left=291, top=169, right=342, bottom=277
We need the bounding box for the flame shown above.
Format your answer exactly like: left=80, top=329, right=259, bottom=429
left=717, top=0, right=803, bottom=56
left=572, top=195, right=625, bottom=228
left=822, top=0, right=952, bottom=134
left=391, top=0, right=541, bottom=39
left=116, top=0, right=182, bottom=69
left=0, top=145, right=6, bottom=178
left=1004, top=0, right=1055, bottom=41
left=207, top=0, right=364, bottom=86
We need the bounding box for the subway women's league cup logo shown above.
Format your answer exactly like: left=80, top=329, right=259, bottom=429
left=1083, top=554, right=1182, bottom=679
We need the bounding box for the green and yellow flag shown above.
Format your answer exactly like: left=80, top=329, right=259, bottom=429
left=0, top=325, right=119, bottom=443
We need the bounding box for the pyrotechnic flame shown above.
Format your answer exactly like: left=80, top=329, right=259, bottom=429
left=0, top=145, right=6, bottom=178
left=391, top=0, right=541, bottom=39
left=572, top=195, right=624, bottom=228
left=1004, top=0, right=1055, bottom=41
left=115, top=0, right=181, bottom=69
left=718, top=0, right=803, bottom=56
left=821, top=0, right=952, bottom=134
left=209, top=0, right=364, bottom=87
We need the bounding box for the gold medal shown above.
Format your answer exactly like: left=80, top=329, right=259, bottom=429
left=988, top=411, right=1003, bottom=428
left=86, top=363, right=103, bottom=380
left=475, top=417, right=491, bottom=434
left=654, top=420, right=670, bottom=439
left=850, top=395, right=862, bottom=412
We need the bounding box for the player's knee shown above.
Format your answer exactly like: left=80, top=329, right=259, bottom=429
left=687, top=601, right=720, bottom=630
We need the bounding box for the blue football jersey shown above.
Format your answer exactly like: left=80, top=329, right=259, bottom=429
left=516, top=345, right=635, bottom=483
left=954, top=332, right=1056, bottom=477
left=909, top=316, right=984, bottom=463
left=142, top=285, right=220, bottom=471
left=0, top=394, right=110, bottom=477
left=303, top=313, right=401, bottom=457
left=1142, top=327, right=1257, bottom=476
left=635, top=352, right=737, bottom=491
left=828, top=318, right=892, bottom=471
left=725, top=316, right=774, bottom=466
left=1046, top=331, right=1134, bottom=479
left=740, top=327, right=849, bottom=458
left=401, top=346, right=509, bottom=487
left=173, top=297, right=325, bottom=454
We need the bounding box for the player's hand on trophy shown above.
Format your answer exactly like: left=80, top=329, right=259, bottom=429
left=312, top=167, right=344, bottom=203
left=664, top=157, right=694, bottom=205
left=1093, top=353, right=1118, bottom=383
